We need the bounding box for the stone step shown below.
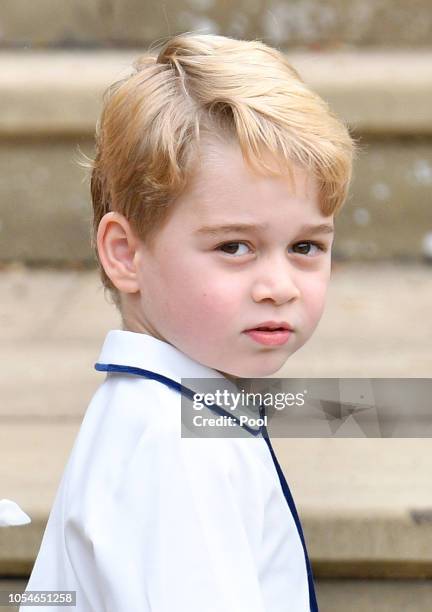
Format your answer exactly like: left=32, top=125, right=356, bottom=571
left=1, top=50, right=432, bottom=137
left=1, top=578, right=432, bottom=612
left=4, top=423, right=432, bottom=579
left=0, top=264, right=431, bottom=585
left=1, top=50, right=432, bottom=264
left=1, top=0, right=432, bottom=49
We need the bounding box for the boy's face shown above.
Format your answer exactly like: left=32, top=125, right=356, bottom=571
left=131, top=139, right=334, bottom=377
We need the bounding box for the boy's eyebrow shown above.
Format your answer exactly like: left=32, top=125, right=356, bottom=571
left=194, top=222, right=334, bottom=236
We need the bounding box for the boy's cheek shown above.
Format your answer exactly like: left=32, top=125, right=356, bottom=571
left=194, top=291, right=236, bottom=322
left=301, top=277, right=330, bottom=320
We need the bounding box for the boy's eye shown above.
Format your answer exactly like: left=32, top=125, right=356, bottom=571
left=217, top=240, right=327, bottom=257
left=217, top=242, right=251, bottom=256
left=290, top=241, right=326, bottom=256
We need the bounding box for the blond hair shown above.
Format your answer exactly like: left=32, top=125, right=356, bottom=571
left=90, top=33, right=355, bottom=309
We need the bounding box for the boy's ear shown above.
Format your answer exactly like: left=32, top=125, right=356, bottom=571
left=96, top=212, right=140, bottom=294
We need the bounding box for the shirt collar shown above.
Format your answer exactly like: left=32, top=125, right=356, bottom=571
left=96, top=329, right=263, bottom=437
left=97, top=329, right=229, bottom=387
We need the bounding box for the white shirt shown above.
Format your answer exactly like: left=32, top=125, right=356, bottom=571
left=21, top=330, right=312, bottom=612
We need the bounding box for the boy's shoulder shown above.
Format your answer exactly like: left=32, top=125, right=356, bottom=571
left=86, top=330, right=273, bottom=480
left=58, top=371, right=276, bottom=547
left=85, top=372, right=267, bottom=475
left=80, top=373, right=181, bottom=454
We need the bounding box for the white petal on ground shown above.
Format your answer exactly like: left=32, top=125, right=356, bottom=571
left=0, top=498, right=31, bottom=526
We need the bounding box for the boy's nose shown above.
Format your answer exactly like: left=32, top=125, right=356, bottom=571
left=251, top=261, right=301, bottom=305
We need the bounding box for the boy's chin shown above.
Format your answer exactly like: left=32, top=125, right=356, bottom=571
left=219, top=359, right=291, bottom=380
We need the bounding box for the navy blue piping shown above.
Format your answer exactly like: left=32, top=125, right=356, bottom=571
left=259, top=405, right=319, bottom=611
left=95, top=361, right=318, bottom=611
left=94, top=362, right=262, bottom=436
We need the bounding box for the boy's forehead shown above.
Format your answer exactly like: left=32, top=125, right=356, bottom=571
left=182, top=140, right=324, bottom=224
left=181, top=191, right=334, bottom=241
left=198, top=135, right=321, bottom=180
left=191, top=137, right=282, bottom=188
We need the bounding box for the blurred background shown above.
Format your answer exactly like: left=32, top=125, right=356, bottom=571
left=0, top=1, right=431, bottom=610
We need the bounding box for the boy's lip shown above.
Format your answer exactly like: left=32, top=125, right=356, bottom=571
left=243, top=320, right=294, bottom=332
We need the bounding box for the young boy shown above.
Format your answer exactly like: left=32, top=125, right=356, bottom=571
left=21, top=33, right=354, bottom=611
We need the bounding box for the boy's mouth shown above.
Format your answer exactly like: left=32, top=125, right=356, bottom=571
left=243, top=321, right=294, bottom=346
left=245, top=321, right=294, bottom=332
